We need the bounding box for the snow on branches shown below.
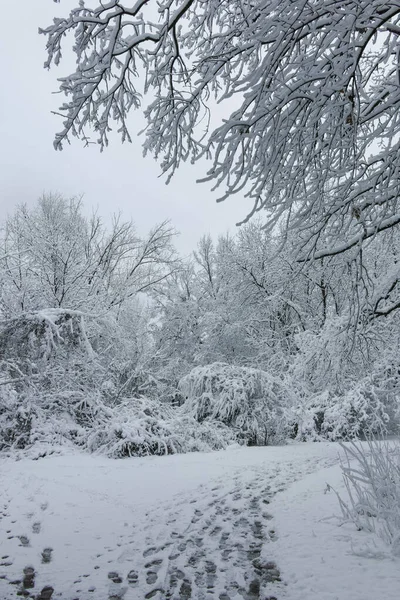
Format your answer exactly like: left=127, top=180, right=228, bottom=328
left=0, top=194, right=178, bottom=316
left=179, top=362, right=291, bottom=445
left=42, top=1, right=400, bottom=257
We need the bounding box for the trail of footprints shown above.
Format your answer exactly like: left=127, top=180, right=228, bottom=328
left=2, top=474, right=286, bottom=600
left=49, top=475, right=284, bottom=599
left=1, top=497, right=56, bottom=600
left=2, top=458, right=335, bottom=599
left=99, top=473, right=285, bottom=600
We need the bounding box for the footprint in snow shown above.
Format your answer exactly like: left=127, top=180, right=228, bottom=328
left=108, top=570, right=127, bottom=600
left=18, top=535, right=30, bottom=547
left=32, top=521, right=41, bottom=534
left=41, top=548, right=53, bottom=564
left=127, top=569, right=139, bottom=585
left=36, top=585, right=54, bottom=600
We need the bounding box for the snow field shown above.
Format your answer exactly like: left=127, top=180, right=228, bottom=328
left=270, top=461, right=400, bottom=600
left=0, top=442, right=398, bottom=600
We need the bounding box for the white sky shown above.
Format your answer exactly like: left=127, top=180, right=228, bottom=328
left=0, top=1, right=253, bottom=255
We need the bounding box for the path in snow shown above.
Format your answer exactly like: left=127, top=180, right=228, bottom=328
left=0, top=445, right=340, bottom=600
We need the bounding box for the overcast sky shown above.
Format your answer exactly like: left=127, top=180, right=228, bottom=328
left=0, top=1, right=252, bottom=255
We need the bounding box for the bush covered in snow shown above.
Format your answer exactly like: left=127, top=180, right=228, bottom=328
left=288, top=317, right=400, bottom=441
left=0, top=313, right=238, bottom=457
left=291, top=381, right=392, bottom=441
left=0, top=382, right=237, bottom=458
left=179, top=362, right=291, bottom=445
left=86, top=398, right=237, bottom=458
left=337, top=440, right=400, bottom=556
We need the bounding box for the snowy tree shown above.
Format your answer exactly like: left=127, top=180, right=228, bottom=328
left=152, top=224, right=308, bottom=376
left=0, top=197, right=183, bottom=453
left=154, top=221, right=400, bottom=439
left=179, top=362, right=292, bottom=445
left=150, top=264, right=203, bottom=398
left=43, top=1, right=400, bottom=258
left=0, top=194, right=178, bottom=317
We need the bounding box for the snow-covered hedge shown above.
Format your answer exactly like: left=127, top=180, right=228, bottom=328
left=289, top=317, right=400, bottom=441
left=86, top=399, right=237, bottom=458
left=291, top=378, right=396, bottom=442
left=0, top=312, right=241, bottom=458
left=179, top=362, right=291, bottom=445
left=0, top=388, right=237, bottom=458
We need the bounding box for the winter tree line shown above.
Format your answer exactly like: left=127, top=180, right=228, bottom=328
left=1, top=2, right=400, bottom=456
left=0, top=194, right=399, bottom=457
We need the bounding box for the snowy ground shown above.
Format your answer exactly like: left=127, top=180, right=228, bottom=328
left=0, top=442, right=398, bottom=600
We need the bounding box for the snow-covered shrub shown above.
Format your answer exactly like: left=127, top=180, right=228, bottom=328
left=0, top=309, right=96, bottom=365
left=289, top=315, right=400, bottom=440
left=322, top=384, right=390, bottom=439
left=85, top=398, right=236, bottom=457
left=0, top=384, right=236, bottom=458
left=179, top=362, right=291, bottom=445
left=0, top=384, right=32, bottom=450
left=0, top=311, right=108, bottom=451
left=171, top=415, right=238, bottom=453
left=0, top=384, right=105, bottom=452
left=292, top=381, right=391, bottom=441
left=86, top=398, right=180, bottom=457
left=337, top=440, right=400, bottom=556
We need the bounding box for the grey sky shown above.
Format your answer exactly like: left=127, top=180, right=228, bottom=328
left=0, top=1, right=252, bottom=255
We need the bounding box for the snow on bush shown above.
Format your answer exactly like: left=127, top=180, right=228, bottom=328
left=0, top=373, right=239, bottom=457
left=337, top=440, right=400, bottom=556
left=289, top=317, right=400, bottom=440
left=292, top=380, right=391, bottom=441
left=0, top=309, right=96, bottom=365
left=0, top=313, right=239, bottom=458
left=86, top=398, right=180, bottom=457
left=179, top=362, right=291, bottom=445
left=86, top=398, right=237, bottom=458
left=323, top=384, right=390, bottom=439
left=0, top=384, right=31, bottom=450
left=0, top=385, right=101, bottom=453
left=0, top=388, right=236, bottom=458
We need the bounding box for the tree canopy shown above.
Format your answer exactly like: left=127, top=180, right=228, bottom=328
left=0, top=197, right=399, bottom=454
left=43, top=1, right=400, bottom=258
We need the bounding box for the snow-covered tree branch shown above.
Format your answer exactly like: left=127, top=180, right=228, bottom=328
left=0, top=194, right=178, bottom=316
left=42, top=1, right=400, bottom=257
